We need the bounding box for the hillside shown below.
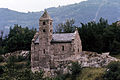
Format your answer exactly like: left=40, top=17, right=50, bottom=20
left=1, top=0, right=120, bottom=34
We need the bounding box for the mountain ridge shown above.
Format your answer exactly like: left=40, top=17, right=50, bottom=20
left=0, top=0, right=120, bottom=34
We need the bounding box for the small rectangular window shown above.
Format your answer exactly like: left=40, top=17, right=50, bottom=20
left=62, top=46, right=64, bottom=51
left=43, top=49, right=45, bottom=54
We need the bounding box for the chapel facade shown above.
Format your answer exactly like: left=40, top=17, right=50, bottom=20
left=31, top=10, right=82, bottom=71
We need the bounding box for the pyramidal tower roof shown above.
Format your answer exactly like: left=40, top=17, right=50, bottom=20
left=40, top=10, right=52, bottom=20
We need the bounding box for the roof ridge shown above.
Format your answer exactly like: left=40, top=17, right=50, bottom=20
left=53, top=33, right=74, bottom=34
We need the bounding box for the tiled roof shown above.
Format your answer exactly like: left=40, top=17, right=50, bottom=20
left=51, top=33, right=75, bottom=43
left=34, top=33, right=75, bottom=43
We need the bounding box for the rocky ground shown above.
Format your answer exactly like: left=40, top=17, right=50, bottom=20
left=2, top=51, right=117, bottom=68
left=2, top=50, right=118, bottom=77
left=59, top=51, right=118, bottom=68
left=1, top=50, right=30, bottom=61
left=44, top=51, right=118, bottom=77
left=77, top=51, right=118, bottom=67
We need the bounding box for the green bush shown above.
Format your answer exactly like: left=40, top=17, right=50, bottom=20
left=0, top=56, right=4, bottom=62
left=103, top=61, right=120, bottom=80
left=25, top=61, right=31, bottom=68
left=6, top=56, right=17, bottom=63
left=15, top=63, right=25, bottom=69
left=52, top=73, right=70, bottom=80
left=69, top=62, right=82, bottom=75
left=17, top=55, right=25, bottom=62
left=0, top=66, right=4, bottom=77
left=7, top=55, right=26, bottom=63
left=0, top=47, right=5, bottom=55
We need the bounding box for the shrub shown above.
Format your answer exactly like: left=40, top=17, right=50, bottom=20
left=17, top=55, right=25, bottom=62
left=6, top=55, right=17, bottom=63
left=0, top=66, right=4, bottom=76
left=0, top=56, right=4, bottom=62
left=69, top=62, right=82, bottom=75
left=15, top=63, right=25, bottom=69
left=7, top=55, right=26, bottom=63
left=32, top=71, right=44, bottom=80
left=103, top=61, right=120, bottom=80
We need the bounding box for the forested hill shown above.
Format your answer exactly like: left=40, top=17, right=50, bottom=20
left=1, top=0, right=120, bottom=34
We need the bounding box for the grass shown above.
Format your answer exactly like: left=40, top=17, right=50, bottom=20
left=0, top=61, right=27, bottom=66
left=0, top=61, right=106, bottom=80
left=0, top=62, right=6, bottom=66
left=76, top=68, right=105, bottom=80
left=15, top=61, right=27, bottom=64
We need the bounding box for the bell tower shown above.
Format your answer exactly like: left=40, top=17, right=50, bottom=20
left=38, top=10, right=53, bottom=69
left=39, top=10, right=53, bottom=42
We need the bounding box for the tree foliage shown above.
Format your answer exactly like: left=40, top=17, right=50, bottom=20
left=78, top=18, right=108, bottom=53
left=55, top=19, right=76, bottom=33
left=0, top=24, right=36, bottom=54
left=103, top=22, right=120, bottom=55
left=78, top=18, right=120, bottom=55
left=1, top=55, right=44, bottom=80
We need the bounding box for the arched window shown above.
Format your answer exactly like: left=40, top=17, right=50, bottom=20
left=43, top=22, right=46, bottom=25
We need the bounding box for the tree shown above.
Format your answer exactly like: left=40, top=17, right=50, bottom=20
left=55, top=19, right=76, bottom=33
left=0, top=30, right=3, bottom=46
left=78, top=18, right=108, bottom=53
left=0, top=30, right=5, bottom=55
left=4, top=24, right=36, bottom=53
left=103, top=22, right=120, bottom=55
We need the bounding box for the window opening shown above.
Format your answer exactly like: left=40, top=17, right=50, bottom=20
left=62, top=46, right=64, bottom=51
left=50, top=22, right=52, bottom=25
left=43, top=49, right=45, bottom=54
left=43, top=29, right=46, bottom=32
left=43, top=22, right=46, bottom=25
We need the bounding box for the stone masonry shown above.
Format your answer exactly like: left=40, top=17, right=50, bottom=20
left=31, top=10, right=82, bottom=73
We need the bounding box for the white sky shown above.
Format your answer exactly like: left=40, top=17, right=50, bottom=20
left=0, top=0, right=86, bottom=12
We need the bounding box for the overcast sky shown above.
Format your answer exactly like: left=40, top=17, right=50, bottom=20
left=0, top=0, right=86, bottom=12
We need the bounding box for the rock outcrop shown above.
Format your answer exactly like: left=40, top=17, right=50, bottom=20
left=2, top=50, right=30, bottom=61
left=77, top=51, right=118, bottom=67
left=34, top=51, right=118, bottom=77
left=2, top=50, right=118, bottom=77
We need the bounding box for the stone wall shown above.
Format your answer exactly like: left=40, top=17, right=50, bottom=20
left=72, top=30, right=82, bottom=55
left=50, top=42, right=73, bottom=60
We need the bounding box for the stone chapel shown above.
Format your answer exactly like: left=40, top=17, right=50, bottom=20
left=31, top=10, right=82, bottom=72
